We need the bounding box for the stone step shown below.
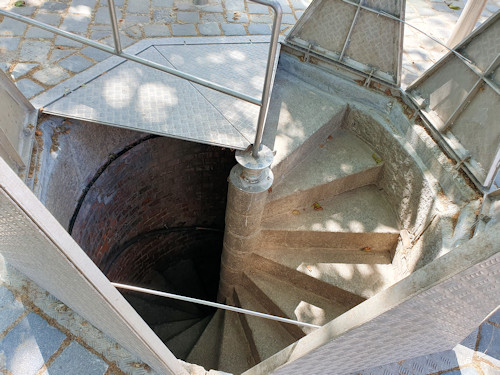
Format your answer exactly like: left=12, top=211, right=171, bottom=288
left=247, top=253, right=365, bottom=309
left=233, top=285, right=296, bottom=362
left=153, top=317, right=202, bottom=343
left=186, top=309, right=225, bottom=371
left=124, top=294, right=199, bottom=326
left=253, top=246, right=392, bottom=265
left=243, top=270, right=349, bottom=335
left=252, top=249, right=396, bottom=299
left=218, top=308, right=256, bottom=374
left=260, top=185, right=400, bottom=252
left=264, top=129, right=382, bottom=218
left=166, top=315, right=211, bottom=360
left=241, top=272, right=305, bottom=341
left=262, top=66, right=348, bottom=184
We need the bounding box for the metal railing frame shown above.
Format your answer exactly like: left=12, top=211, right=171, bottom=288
left=112, top=282, right=320, bottom=329
left=0, top=0, right=282, bottom=158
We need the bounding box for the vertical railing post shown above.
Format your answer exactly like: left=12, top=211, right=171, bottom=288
left=252, top=0, right=282, bottom=158
left=107, top=0, right=122, bottom=54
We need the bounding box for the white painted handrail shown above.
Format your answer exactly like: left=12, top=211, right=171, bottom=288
left=112, top=282, right=321, bottom=329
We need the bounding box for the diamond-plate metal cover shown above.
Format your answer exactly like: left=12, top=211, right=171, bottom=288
left=286, top=0, right=405, bottom=85
left=407, top=12, right=500, bottom=190
left=43, top=42, right=274, bottom=150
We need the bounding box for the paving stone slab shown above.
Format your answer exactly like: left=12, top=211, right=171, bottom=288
left=0, top=36, right=20, bottom=51
left=33, top=66, right=70, bottom=85
left=128, top=0, right=150, bottom=13
left=20, top=40, right=52, bottom=62
left=248, top=23, right=271, bottom=34
left=0, top=286, right=25, bottom=334
left=199, top=4, right=224, bottom=12
left=177, top=10, right=200, bottom=23
left=226, top=11, right=249, bottom=23
left=34, top=12, right=63, bottom=26
left=125, top=25, right=142, bottom=38
left=94, top=7, right=122, bottom=24
left=5, top=5, right=37, bottom=16
left=47, top=341, right=109, bottom=375
left=25, top=26, right=55, bottom=39
left=0, top=313, right=66, bottom=375
left=59, top=54, right=93, bottom=72
left=40, top=1, right=69, bottom=11
left=15, top=78, right=44, bottom=98
left=198, top=22, right=221, bottom=35
left=172, top=23, right=197, bottom=36
left=225, top=0, right=245, bottom=11
left=201, top=13, right=225, bottom=22
left=248, top=3, right=269, bottom=14
left=102, top=34, right=136, bottom=47
left=60, top=13, right=91, bottom=33
left=143, top=24, right=171, bottom=37
left=50, top=49, right=77, bottom=62
left=11, top=62, right=38, bottom=79
left=80, top=46, right=112, bottom=61
left=152, top=0, right=174, bottom=6
left=221, top=23, right=246, bottom=35
left=0, top=17, right=28, bottom=36
left=153, top=9, right=175, bottom=23
left=476, top=323, right=500, bottom=366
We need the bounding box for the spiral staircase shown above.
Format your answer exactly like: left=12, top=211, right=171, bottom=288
left=120, top=61, right=410, bottom=374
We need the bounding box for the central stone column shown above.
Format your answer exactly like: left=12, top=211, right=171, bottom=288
left=217, top=145, right=274, bottom=302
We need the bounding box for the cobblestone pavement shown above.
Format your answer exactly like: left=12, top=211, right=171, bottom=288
left=0, top=0, right=499, bottom=99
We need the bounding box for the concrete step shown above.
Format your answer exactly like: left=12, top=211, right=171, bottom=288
left=186, top=309, right=224, bottom=371
left=218, top=309, right=256, bottom=375
left=261, top=185, right=400, bottom=252
left=264, top=129, right=383, bottom=217
left=124, top=294, right=199, bottom=326
left=233, top=285, right=296, bottom=362
left=247, top=253, right=365, bottom=309
left=153, top=317, right=202, bottom=343
left=253, top=246, right=392, bottom=265
left=252, top=249, right=396, bottom=299
left=166, top=315, right=211, bottom=360
left=262, top=66, right=348, bottom=183
left=241, top=272, right=305, bottom=341
left=243, top=270, right=349, bottom=335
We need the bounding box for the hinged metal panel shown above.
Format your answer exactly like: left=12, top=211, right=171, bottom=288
left=286, top=0, right=405, bottom=86
left=407, top=12, right=500, bottom=191
left=0, top=71, right=37, bottom=171
left=0, top=157, right=188, bottom=375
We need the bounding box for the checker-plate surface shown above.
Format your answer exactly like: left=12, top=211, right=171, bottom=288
left=42, top=42, right=273, bottom=150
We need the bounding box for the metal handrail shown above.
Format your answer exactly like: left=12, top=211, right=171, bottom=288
left=0, top=0, right=282, bottom=157
left=112, top=282, right=321, bottom=329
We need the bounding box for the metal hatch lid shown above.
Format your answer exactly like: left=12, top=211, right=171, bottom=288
left=406, top=11, right=500, bottom=192
left=285, top=0, right=405, bottom=86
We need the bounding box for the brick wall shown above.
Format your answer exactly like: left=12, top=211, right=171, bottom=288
left=71, top=136, right=234, bottom=282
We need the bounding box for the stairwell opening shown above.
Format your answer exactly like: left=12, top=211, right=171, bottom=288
left=32, top=116, right=235, bottom=358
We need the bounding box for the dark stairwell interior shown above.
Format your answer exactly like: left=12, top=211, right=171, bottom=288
left=30, top=115, right=235, bottom=361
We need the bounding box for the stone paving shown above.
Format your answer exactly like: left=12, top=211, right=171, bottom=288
left=0, top=0, right=499, bottom=99
left=0, top=257, right=158, bottom=375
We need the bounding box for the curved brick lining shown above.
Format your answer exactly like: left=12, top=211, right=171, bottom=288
left=71, top=136, right=234, bottom=281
